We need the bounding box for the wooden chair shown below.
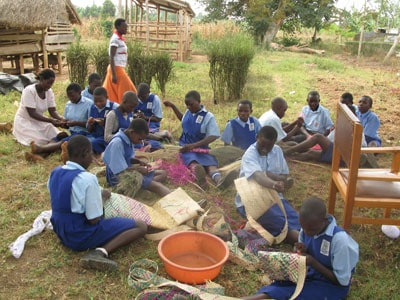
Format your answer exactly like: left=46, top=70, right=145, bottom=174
left=328, top=103, right=400, bottom=231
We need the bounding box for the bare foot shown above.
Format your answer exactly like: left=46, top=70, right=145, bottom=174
left=30, top=141, right=42, bottom=154
left=25, top=152, right=44, bottom=162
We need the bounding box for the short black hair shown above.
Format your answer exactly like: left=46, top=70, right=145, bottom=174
left=122, top=91, right=138, bottom=104
left=299, top=197, right=326, bottom=221
left=238, top=99, right=252, bottom=109
left=307, top=90, right=320, bottom=99
left=66, top=83, right=82, bottom=93
left=258, top=126, right=277, bottom=141
left=37, top=69, right=55, bottom=81
left=137, top=83, right=150, bottom=96
left=67, top=135, right=92, bottom=159
left=341, top=92, right=353, bottom=104
left=128, top=118, right=149, bottom=135
left=185, top=90, right=201, bottom=102
left=114, top=18, right=126, bottom=28
left=271, top=97, right=286, bottom=108
left=93, top=86, right=107, bottom=97
left=88, top=73, right=102, bottom=84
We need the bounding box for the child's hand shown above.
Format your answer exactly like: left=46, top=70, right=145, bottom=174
left=296, top=117, right=304, bottom=127
left=87, top=117, right=95, bottom=126
left=294, top=242, right=307, bottom=254
left=273, top=181, right=285, bottom=193
left=180, top=144, right=194, bottom=153
left=163, top=101, right=173, bottom=108
left=94, top=118, right=105, bottom=126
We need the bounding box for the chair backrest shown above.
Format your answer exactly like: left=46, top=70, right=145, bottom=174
left=332, top=103, right=364, bottom=179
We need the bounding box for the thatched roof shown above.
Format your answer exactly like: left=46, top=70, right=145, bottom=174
left=133, top=0, right=195, bottom=17
left=0, top=0, right=81, bottom=30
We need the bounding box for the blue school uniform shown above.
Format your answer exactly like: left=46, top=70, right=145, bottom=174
left=235, top=142, right=300, bottom=235
left=134, top=93, right=162, bottom=132
left=221, top=116, right=261, bottom=150
left=64, top=96, right=93, bottom=134
left=302, top=104, right=334, bottom=134
left=258, top=215, right=359, bottom=300
left=48, top=161, right=135, bottom=252
left=81, top=87, right=94, bottom=101
left=357, top=110, right=381, bottom=146
left=179, top=107, right=220, bottom=167
left=103, top=130, right=154, bottom=187
left=89, top=100, right=118, bottom=154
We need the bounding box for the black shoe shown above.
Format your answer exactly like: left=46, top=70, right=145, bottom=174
left=79, top=249, right=118, bottom=271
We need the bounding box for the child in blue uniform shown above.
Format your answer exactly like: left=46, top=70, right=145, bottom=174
left=235, top=126, right=300, bottom=245
left=221, top=99, right=262, bottom=150
left=133, top=83, right=172, bottom=151
left=244, top=197, right=359, bottom=300
left=294, top=91, right=334, bottom=142
left=357, top=95, right=381, bottom=147
left=103, top=118, right=171, bottom=197
left=164, top=90, right=222, bottom=187
left=104, top=91, right=137, bottom=142
left=48, top=135, right=147, bottom=271
left=81, top=73, right=102, bottom=101
left=87, top=87, right=118, bottom=154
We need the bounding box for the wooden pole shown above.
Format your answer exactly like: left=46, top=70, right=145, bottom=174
left=145, top=0, right=150, bottom=53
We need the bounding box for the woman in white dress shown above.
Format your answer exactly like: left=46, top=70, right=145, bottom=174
left=13, top=69, right=66, bottom=146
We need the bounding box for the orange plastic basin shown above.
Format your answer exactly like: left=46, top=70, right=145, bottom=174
left=158, top=231, right=229, bottom=284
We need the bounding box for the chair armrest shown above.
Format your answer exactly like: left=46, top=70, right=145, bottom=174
left=361, top=147, right=400, bottom=154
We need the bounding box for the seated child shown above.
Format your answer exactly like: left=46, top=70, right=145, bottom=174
left=295, top=91, right=334, bottom=142
left=221, top=99, right=262, bottom=150
left=29, top=83, right=93, bottom=158
left=243, top=197, right=359, bottom=300
left=258, top=97, right=303, bottom=144
left=81, top=73, right=103, bottom=101
left=340, top=92, right=357, bottom=113
left=87, top=87, right=119, bottom=154
left=104, top=91, right=138, bottom=143
left=164, top=90, right=222, bottom=187
left=235, top=126, right=300, bottom=245
left=357, top=95, right=381, bottom=147
left=48, top=135, right=147, bottom=271
left=133, top=83, right=172, bottom=151
left=103, top=118, right=171, bottom=197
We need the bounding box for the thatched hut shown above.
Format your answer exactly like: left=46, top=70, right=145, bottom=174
left=0, top=0, right=81, bottom=74
left=125, top=0, right=195, bottom=61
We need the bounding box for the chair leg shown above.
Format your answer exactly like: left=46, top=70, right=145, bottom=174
left=342, top=196, right=354, bottom=232
left=328, top=180, right=338, bottom=215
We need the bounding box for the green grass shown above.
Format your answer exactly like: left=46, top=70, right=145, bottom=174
left=1, top=49, right=400, bottom=299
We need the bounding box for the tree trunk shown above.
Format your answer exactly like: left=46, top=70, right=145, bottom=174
left=262, top=20, right=282, bottom=47
left=357, top=27, right=364, bottom=59
left=383, top=33, right=400, bottom=64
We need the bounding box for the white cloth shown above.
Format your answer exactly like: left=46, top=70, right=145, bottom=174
left=12, top=84, right=61, bottom=146
left=9, top=210, right=53, bottom=259
left=109, top=32, right=128, bottom=67
left=259, top=109, right=287, bottom=142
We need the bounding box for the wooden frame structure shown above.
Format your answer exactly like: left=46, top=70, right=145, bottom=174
left=0, top=0, right=81, bottom=74
left=125, top=0, right=195, bottom=61
left=328, top=103, right=400, bottom=231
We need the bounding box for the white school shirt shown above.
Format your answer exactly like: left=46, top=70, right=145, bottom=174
left=259, top=109, right=287, bottom=142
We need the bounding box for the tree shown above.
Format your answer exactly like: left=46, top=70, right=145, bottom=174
left=200, top=0, right=337, bottom=46
left=102, top=0, right=116, bottom=18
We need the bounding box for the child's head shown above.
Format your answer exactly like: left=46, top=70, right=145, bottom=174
left=137, top=83, right=150, bottom=102
left=340, top=92, right=353, bottom=107
left=358, top=95, right=373, bottom=114
left=271, top=97, right=288, bottom=119
left=307, top=91, right=320, bottom=111
left=184, top=90, right=201, bottom=113
left=121, top=91, right=139, bottom=113
left=93, top=87, right=108, bottom=109
left=256, top=126, right=277, bottom=156
left=125, top=118, right=149, bottom=144
left=67, top=135, right=92, bottom=169
left=66, top=83, right=82, bottom=103
left=36, top=69, right=55, bottom=91
left=299, top=197, right=328, bottom=236
left=237, top=99, right=252, bottom=122
left=88, top=73, right=102, bottom=93
left=114, top=18, right=127, bottom=34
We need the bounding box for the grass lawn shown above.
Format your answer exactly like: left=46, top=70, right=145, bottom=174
left=0, top=49, right=399, bottom=299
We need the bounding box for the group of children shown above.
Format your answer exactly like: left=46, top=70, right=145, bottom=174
left=15, top=76, right=374, bottom=298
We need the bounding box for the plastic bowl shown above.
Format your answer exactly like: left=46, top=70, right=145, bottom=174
left=157, top=231, right=229, bottom=284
